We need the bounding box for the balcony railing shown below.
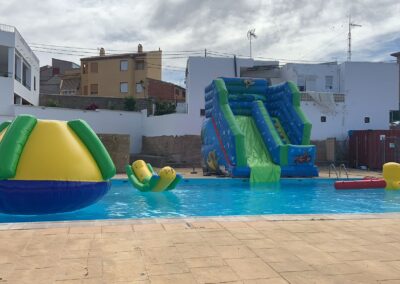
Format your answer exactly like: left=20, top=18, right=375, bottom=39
left=0, top=71, right=12, bottom=78
left=300, top=91, right=345, bottom=103
left=0, top=23, right=39, bottom=63
left=0, top=24, right=15, bottom=33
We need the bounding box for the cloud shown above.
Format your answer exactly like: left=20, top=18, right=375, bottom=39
left=1, top=0, right=399, bottom=84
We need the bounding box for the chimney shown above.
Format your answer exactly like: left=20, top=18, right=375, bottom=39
left=99, top=47, right=105, bottom=56
left=138, top=44, right=143, bottom=53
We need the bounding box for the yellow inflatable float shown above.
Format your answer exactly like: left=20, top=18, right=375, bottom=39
left=383, top=162, right=400, bottom=190
left=125, top=160, right=182, bottom=192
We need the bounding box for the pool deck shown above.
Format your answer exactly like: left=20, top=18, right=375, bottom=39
left=2, top=167, right=399, bottom=284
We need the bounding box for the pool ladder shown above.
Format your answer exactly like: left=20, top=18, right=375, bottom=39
left=329, top=163, right=349, bottom=179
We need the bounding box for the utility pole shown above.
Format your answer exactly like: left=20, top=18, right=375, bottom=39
left=348, top=15, right=361, bottom=61
left=247, top=29, right=257, bottom=58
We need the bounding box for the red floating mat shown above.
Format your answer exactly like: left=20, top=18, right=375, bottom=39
left=334, top=179, right=386, bottom=190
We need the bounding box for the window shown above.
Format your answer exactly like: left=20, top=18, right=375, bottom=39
left=83, top=85, right=88, bottom=95
left=325, top=76, right=333, bottom=90
left=136, top=60, right=145, bottom=70
left=82, top=63, right=88, bottom=74
left=14, top=55, right=21, bottom=82
left=364, top=117, right=370, bottom=123
left=90, top=62, right=98, bottom=73
left=90, top=84, right=98, bottom=95
left=136, top=82, right=144, bottom=93
left=200, top=109, right=205, bottom=116
left=297, top=75, right=305, bottom=92
left=34, top=76, right=36, bottom=91
left=321, top=116, right=326, bottom=122
left=120, top=60, right=128, bottom=71
left=120, top=82, right=128, bottom=93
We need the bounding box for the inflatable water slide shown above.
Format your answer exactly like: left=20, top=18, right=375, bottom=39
left=201, top=77, right=318, bottom=182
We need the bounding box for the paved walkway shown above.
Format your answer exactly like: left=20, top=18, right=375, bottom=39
left=1, top=215, right=400, bottom=283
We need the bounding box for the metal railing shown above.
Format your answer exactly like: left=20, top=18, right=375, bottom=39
left=0, top=71, right=12, bottom=78
left=328, top=164, right=338, bottom=179
left=338, top=164, right=349, bottom=179
left=300, top=92, right=345, bottom=103
left=329, top=163, right=349, bottom=179
left=0, top=23, right=39, bottom=63
left=0, top=23, right=15, bottom=33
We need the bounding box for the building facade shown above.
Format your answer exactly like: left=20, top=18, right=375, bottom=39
left=185, top=56, right=399, bottom=141
left=60, top=69, right=81, bottom=96
left=80, top=45, right=161, bottom=99
left=147, top=78, right=185, bottom=102
left=40, top=58, right=79, bottom=95
left=0, top=24, right=39, bottom=117
left=281, top=61, right=398, bottom=140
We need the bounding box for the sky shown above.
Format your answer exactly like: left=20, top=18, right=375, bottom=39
left=2, top=0, right=400, bottom=86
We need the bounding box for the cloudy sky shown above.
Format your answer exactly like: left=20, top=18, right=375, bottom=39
left=2, top=0, right=400, bottom=85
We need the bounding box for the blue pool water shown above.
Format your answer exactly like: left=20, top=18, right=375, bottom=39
left=1, top=178, right=400, bottom=223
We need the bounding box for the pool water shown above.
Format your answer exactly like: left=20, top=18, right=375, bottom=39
left=1, top=178, right=400, bottom=223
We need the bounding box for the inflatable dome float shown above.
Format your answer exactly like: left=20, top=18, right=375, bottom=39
left=0, top=115, right=116, bottom=215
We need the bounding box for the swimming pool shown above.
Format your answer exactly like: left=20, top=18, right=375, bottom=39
left=1, top=178, right=399, bottom=223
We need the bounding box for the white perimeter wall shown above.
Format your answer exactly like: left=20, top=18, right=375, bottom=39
left=14, top=106, right=143, bottom=153
left=142, top=113, right=203, bottom=137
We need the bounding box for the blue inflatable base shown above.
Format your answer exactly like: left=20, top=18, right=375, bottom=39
left=0, top=180, right=111, bottom=215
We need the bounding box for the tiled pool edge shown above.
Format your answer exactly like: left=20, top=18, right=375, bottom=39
left=2, top=212, right=400, bottom=230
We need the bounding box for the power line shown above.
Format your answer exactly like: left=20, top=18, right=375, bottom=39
left=29, top=42, right=203, bottom=54
left=31, top=41, right=352, bottom=68
left=31, top=46, right=201, bottom=58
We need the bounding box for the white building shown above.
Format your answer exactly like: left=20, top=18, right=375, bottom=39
left=281, top=62, right=398, bottom=140
left=0, top=24, right=39, bottom=121
left=185, top=56, right=399, bottom=141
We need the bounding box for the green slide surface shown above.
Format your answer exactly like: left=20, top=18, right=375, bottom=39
left=235, top=116, right=281, bottom=183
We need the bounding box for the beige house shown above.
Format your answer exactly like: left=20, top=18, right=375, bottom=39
left=80, top=44, right=161, bottom=98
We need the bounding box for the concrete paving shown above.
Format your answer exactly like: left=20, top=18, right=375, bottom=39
left=1, top=215, right=400, bottom=283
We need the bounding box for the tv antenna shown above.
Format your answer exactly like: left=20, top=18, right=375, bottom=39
left=348, top=15, right=361, bottom=61
left=247, top=29, right=257, bottom=58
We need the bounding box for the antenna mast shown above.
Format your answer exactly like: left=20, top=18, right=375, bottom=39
left=247, top=29, right=257, bottom=58
left=348, top=15, right=361, bottom=61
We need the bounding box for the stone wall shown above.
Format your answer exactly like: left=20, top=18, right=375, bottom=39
left=132, top=136, right=349, bottom=168
left=311, top=139, right=348, bottom=165
left=39, top=94, right=152, bottom=114
left=133, top=135, right=201, bottom=167
left=98, top=134, right=130, bottom=173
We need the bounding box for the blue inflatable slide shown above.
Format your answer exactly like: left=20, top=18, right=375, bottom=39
left=201, top=77, right=318, bottom=182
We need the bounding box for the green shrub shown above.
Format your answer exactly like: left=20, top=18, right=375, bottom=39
left=46, top=100, right=59, bottom=107
left=124, top=97, right=136, bottom=111
left=155, top=102, right=176, bottom=115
